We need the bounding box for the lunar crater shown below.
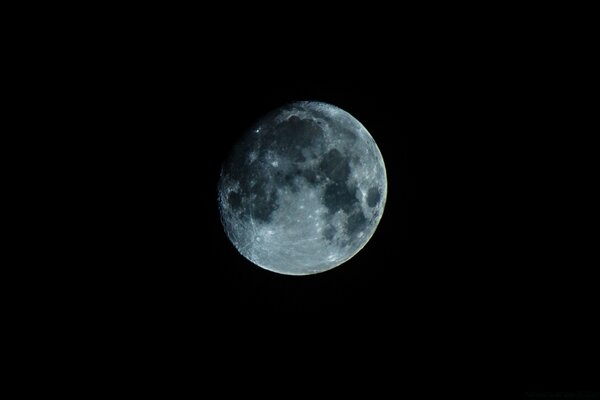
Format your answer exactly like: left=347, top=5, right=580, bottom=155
left=319, top=148, right=351, bottom=183
left=227, top=191, right=242, bottom=210
left=322, top=182, right=359, bottom=215
left=367, top=187, right=381, bottom=208
left=346, top=210, right=368, bottom=237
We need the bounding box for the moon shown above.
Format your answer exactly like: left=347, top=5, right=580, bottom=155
left=218, top=101, right=387, bottom=275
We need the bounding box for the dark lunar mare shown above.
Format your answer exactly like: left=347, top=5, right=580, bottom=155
left=223, top=112, right=332, bottom=224
left=223, top=112, right=374, bottom=246
left=222, top=146, right=280, bottom=224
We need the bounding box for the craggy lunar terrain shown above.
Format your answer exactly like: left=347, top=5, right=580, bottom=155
left=218, top=101, right=387, bottom=275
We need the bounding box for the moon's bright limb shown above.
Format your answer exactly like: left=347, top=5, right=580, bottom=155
left=218, top=101, right=387, bottom=275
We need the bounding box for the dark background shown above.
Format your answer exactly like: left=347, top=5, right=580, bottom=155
left=57, top=14, right=596, bottom=394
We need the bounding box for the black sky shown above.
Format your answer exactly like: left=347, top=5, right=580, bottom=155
left=41, top=8, right=599, bottom=395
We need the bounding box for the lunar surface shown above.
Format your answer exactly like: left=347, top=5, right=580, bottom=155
left=218, top=101, right=387, bottom=275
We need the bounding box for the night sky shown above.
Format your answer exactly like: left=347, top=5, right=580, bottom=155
left=87, top=40, right=594, bottom=394
left=38, top=6, right=599, bottom=396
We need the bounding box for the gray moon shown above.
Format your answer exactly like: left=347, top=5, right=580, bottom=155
left=218, top=101, right=387, bottom=275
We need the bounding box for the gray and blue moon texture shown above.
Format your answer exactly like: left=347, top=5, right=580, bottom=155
left=218, top=101, right=387, bottom=275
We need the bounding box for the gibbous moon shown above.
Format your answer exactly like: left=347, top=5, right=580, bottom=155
left=218, top=101, right=387, bottom=275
